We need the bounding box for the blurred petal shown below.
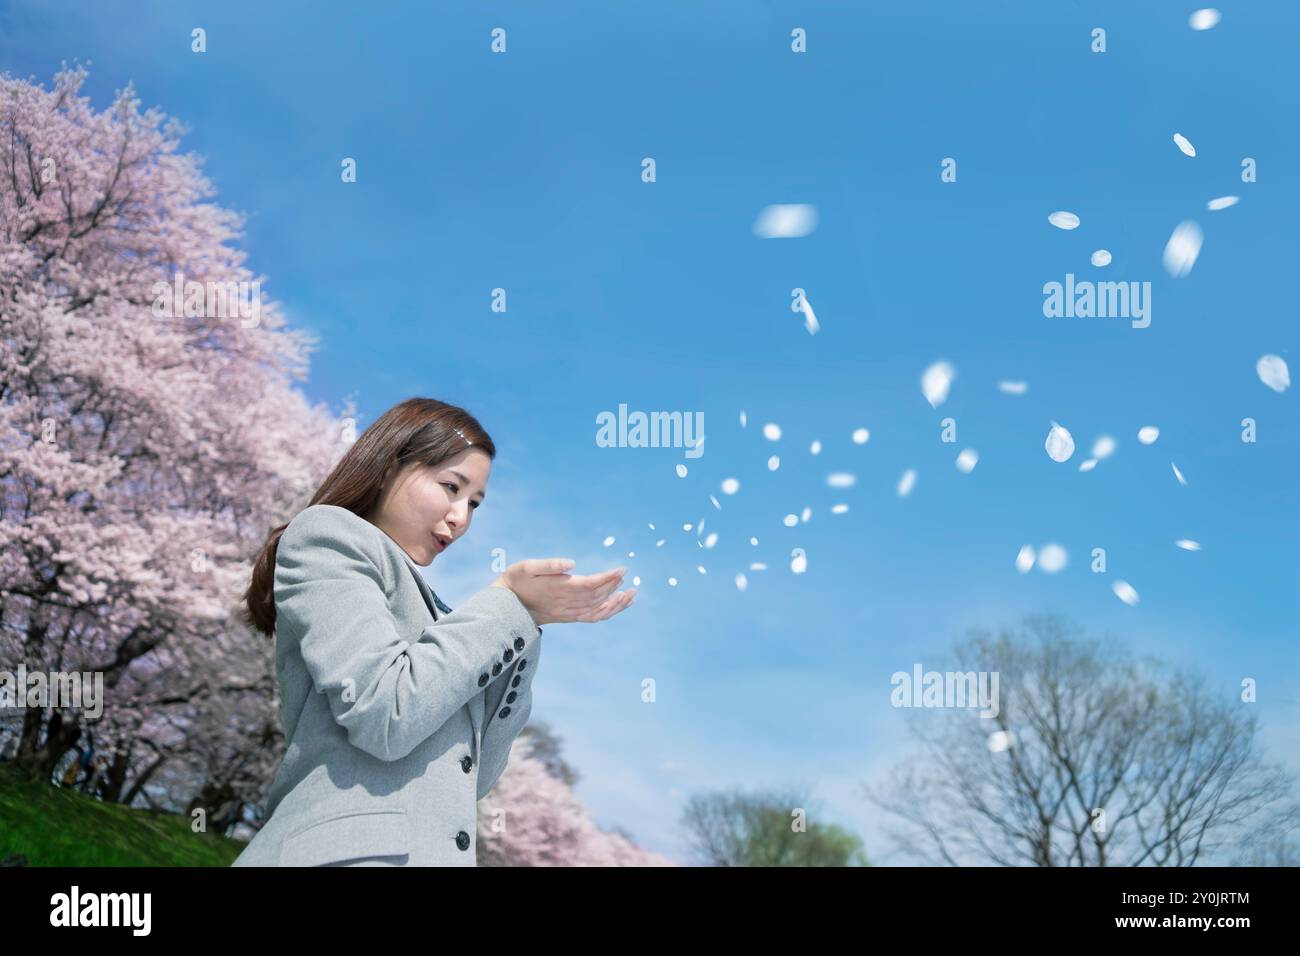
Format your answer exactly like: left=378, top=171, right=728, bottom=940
left=1046, top=421, right=1075, bottom=462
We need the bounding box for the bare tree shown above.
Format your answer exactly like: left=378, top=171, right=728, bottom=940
left=863, top=615, right=1300, bottom=866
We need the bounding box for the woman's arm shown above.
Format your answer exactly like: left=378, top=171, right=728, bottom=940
left=475, top=623, right=541, bottom=799
left=275, top=506, right=540, bottom=763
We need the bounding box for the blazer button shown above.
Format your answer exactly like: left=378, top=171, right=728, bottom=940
left=513, top=636, right=526, bottom=651
left=455, top=831, right=471, bottom=851
left=517, top=659, right=527, bottom=672
left=461, top=755, right=473, bottom=773
left=498, top=706, right=511, bottom=719
left=506, top=691, right=517, bottom=704
left=511, top=675, right=521, bottom=688
left=477, top=673, right=489, bottom=687
left=503, top=648, right=514, bottom=663
left=491, top=661, right=503, bottom=676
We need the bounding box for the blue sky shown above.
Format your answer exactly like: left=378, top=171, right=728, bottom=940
left=5, top=0, right=1297, bottom=864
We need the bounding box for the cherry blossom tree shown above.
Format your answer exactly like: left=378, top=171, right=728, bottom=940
left=0, top=65, right=347, bottom=824
left=477, top=732, right=676, bottom=866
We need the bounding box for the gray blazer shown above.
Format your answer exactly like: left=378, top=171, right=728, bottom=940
left=231, top=503, right=542, bottom=866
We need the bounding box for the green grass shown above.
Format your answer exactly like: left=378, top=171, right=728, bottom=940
left=0, top=762, right=247, bottom=866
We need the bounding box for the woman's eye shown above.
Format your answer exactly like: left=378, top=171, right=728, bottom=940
left=443, top=480, right=478, bottom=509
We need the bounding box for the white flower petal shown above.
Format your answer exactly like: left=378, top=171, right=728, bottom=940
left=1163, top=220, right=1203, bottom=277
left=753, top=203, right=818, bottom=238
left=790, top=550, right=807, bottom=574
left=739, top=410, right=747, bottom=428
left=1079, top=458, right=1098, bottom=472
left=1207, top=195, right=1239, bottom=211
left=852, top=427, right=870, bottom=444
left=1045, top=421, right=1075, bottom=462
left=1189, top=8, right=1221, bottom=30
left=1048, top=210, right=1080, bottom=230
left=603, top=536, right=615, bottom=547
left=1171, top=462, right=1188, bottom=486
left=783, top=514, right=798, bottom=527
left=1038, top=543, right=1068, bottom=573
left=767, top=455, right=780, bottom=471
left=676, top=464, right=688, bottom=478
left=1138, top=426, right=1160, bottom=445
left=1113, top=580, right=1140, bottom=606
left=1092, top=435, right=1116, bottom=460
left=826, top=472, right=857, bottom=488
left=1173, top=132, right=1197, bottom=157
left=735, top=573, right=748, bottom=591
left=921, top=361, right=956, bottom=408
left=831, top=503, right=849, bottom=514
left=810, top=440, right=822, bottom=455
left=668, top=577, right=678, bottom=587
left=721, top=477, right=740, bottom=495
left=897, top=469, right=917, bottom=497
left=987, top=731, right=1015, bottom=753
left=998, top=380, right=1028, bottom=395
left=800, top=297, right=820, bottom=335
left=1257, top=354, right=1290, bottom=393
left=1175, top=539, right=1202, bottom=551
left=955, top=448, right=979, bottom=473
left=1015, top=545, right=1036, bottom=574
left=763, top=423, right=781, bottom=441
left=1091, top=249, right=1112, bottom=267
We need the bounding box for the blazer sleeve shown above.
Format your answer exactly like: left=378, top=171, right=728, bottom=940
left=275, top=507, right=541, bottom=763
left=475, top=627, right=541, bottom=799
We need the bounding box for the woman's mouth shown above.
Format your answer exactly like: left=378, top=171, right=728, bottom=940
left=431, top=532, right=447, bottom=553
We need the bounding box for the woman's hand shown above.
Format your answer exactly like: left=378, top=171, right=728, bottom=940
left=491, top=559, right=635, bottom=626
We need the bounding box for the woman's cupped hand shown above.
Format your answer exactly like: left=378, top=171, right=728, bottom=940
left=491, top=559, right=635, bottom=626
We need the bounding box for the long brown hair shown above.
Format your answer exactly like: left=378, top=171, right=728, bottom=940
left=242, top=397, right=496, bottom=638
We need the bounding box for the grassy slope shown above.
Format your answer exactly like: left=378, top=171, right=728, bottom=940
left=0, top=762, right=246, bottom=866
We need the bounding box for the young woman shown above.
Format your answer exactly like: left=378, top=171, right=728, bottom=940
left=232, top=397, right=634, bottom=866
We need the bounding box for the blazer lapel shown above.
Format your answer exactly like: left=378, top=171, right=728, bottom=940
left=400, top=556, right=486, bottom=750
left=401, top=557, right=439, bottom=620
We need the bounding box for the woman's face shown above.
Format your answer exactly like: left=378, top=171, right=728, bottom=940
left=366, top=447, right=491, bottom=566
